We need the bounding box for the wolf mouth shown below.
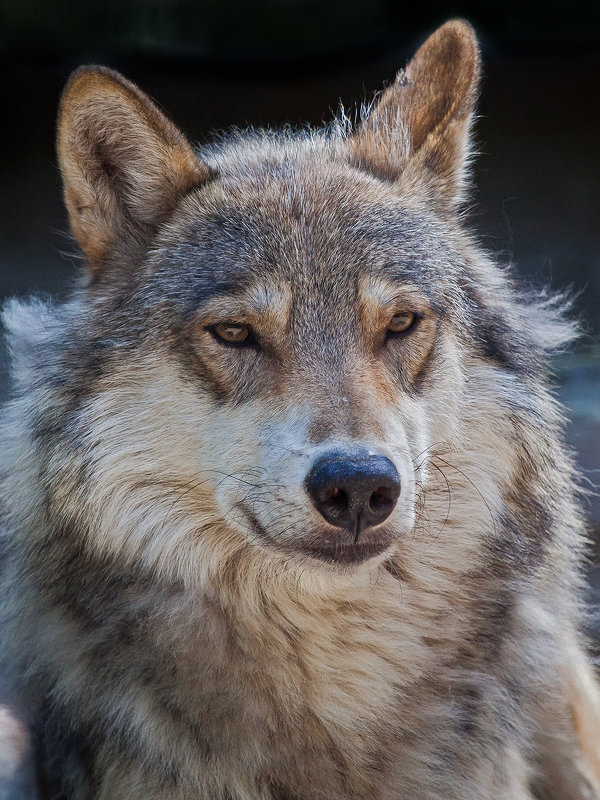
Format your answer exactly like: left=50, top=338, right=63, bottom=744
left=302, top=539, right=395, bottom=565
left=239, top=503, right=395, bottom=565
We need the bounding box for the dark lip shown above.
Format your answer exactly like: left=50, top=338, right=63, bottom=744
left=238, top=504, right=395, bottom=567
left=301, top=539, right=394, bottom=565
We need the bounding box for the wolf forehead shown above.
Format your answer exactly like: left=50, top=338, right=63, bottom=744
left=142, top=161, right=462, bottom=321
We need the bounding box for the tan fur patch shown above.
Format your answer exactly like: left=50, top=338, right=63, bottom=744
left=570, top=657, right=600, bottom=788
left=57, top=66, right=213, bottom=272
left=349, top=19, right=480, bottom=209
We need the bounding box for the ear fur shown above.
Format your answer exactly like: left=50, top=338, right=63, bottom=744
left=57, top=66, right=213, bottom=273
left=349, top=19, right=480, bottom=210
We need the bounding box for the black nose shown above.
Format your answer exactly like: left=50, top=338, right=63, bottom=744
left=305, top=451, right=401, bottom=531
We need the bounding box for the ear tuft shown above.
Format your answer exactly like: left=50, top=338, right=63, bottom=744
left=349, top=20, right=480, bottom=210
left=57, top=66, right=214, bottom=273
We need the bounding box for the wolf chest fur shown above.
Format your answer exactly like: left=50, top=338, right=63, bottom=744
left=1, top=18, right=600, bottom=800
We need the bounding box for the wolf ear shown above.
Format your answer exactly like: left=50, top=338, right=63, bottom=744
left=57, top=66, right=213, bottom=274
left=349, top=20, right=480, bottom=210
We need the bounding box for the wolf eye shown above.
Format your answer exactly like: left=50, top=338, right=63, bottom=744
left=387, top=312, right=417, bottom=335
left=211, top=322, right=251, bottom=345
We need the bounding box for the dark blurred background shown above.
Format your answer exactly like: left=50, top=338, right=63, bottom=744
left=0, top=1, right=599, bottom=536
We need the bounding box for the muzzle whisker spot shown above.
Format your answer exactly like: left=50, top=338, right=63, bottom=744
left=427, top=460, right=453, bottom=540
left=431, top=454, right=499, bottom=539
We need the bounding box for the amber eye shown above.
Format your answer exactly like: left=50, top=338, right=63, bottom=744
left=387, top=311, right=417, bottom=335
left=211, top=322, right=251, bottom=345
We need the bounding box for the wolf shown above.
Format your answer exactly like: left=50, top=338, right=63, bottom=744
left=0, top=18, right=599, bottom=800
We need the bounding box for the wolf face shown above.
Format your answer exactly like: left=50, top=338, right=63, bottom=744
left=141, top=173, right=469, bottom=568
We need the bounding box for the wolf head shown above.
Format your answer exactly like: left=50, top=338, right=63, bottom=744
left=3, top=21, right=573, bottom=587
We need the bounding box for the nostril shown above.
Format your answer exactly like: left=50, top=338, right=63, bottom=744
left=322, top=487, right=349, bottom=512
left=369, top=486, right=396, bottom=512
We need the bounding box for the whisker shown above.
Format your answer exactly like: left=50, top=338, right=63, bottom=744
left=428, top=461, right=452, bottom=539
left=432, top=454, right=498, bottom=536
